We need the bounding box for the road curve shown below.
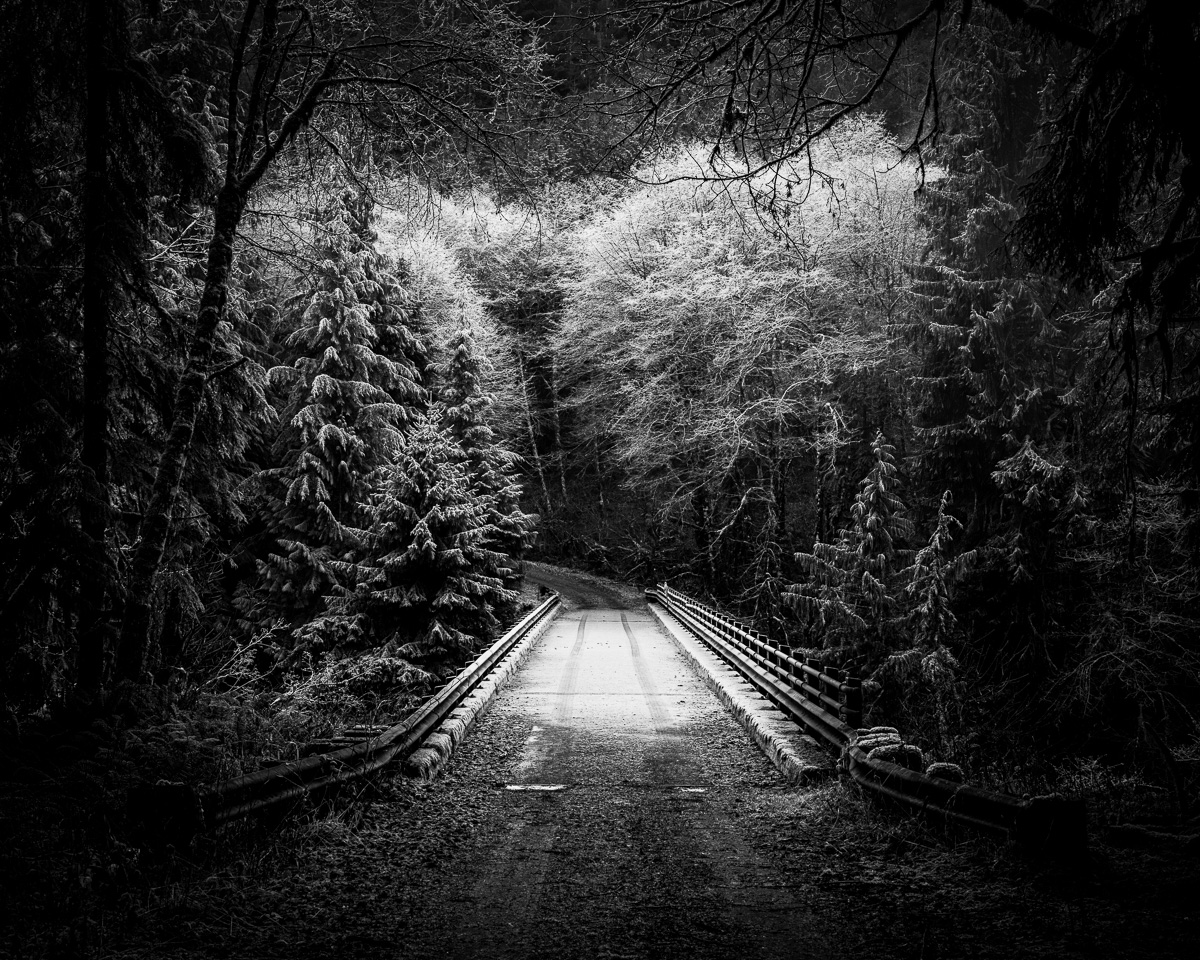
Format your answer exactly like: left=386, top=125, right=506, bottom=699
left=523, top=561, right=645, bottom=610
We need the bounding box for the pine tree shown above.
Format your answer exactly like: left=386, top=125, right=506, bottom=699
left=786, top=431, right=914, bottom=650
left=437, top=323, right=536, bottom=616
left=254, top=191, right=423, bottom=625
left=898, top=14, right=1078, bottom=523
left=333, top=411, right=518, bottom=664
left=986, top=438, right=1086, bottom=673
left=904, top=491, right=977, bottom=650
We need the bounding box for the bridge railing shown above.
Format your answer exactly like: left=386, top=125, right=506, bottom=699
left=134, top=592, right=562, bottom=839
left=647, top=582, right=1086, bottom=854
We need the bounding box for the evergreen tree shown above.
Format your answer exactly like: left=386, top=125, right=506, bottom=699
left=333, top=411, right=518, bottom=664
left=904, top=491, right=977, bottom=650
left=437, top=322, right=536, bottom=613
left=900, top=14, right=1076, bottom=522
left=253, top=192, right=423, bottom=625
left=984, top=438, right=1086, bottom=674
left=786, top=431, right=914, bottom=650
left=893, top=13, right=1095, bottom=688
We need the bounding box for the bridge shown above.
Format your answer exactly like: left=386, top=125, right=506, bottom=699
left=126, top=565, right=1169, bottom=960
left=430, top=579, right=815, bottom=958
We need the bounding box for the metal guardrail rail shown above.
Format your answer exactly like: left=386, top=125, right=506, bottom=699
left=647, top=582, right=1086, bottom=853
left=140, top=593, right=562, bottom=837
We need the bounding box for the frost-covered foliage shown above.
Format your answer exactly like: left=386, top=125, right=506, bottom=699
left=251, top=192, right=424, bottom=625
left=376, top=223, right=524, bottom=432
left=330, top=411, right=519, bottom=664
left=788, top=431, right=915, bottom=649
left=904, top=491, right=977, bottom=649
left=283, top=649, right=434, bottom=716
left=555, top=122, right=927, bottom=615
left=385, top=188, right=596, bottom=524
left=236, top=189, right=536, bottom=674
left=438, top=323, right=537, bottom=608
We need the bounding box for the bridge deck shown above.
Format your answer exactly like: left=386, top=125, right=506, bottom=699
left=440, top=606, right=811, bottom=959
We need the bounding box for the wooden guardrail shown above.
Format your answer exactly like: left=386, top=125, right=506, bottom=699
left=135, top=593, right=561, bottom=839
left=647, top=582, right=1086, bottom=854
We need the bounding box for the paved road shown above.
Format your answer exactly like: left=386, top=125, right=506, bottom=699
left=440, top=604, right=809, bottom=959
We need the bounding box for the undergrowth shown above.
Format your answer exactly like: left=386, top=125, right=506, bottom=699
left=0, top=612, right=510, bottom=960
left=0, top=578, right=546, bottom=959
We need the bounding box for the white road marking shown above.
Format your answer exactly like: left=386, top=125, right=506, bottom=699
left=505, top=784, right=567, bottom=792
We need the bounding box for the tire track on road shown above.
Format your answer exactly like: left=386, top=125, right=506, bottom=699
left=621, top=612, right=675, bottom=735
left=554, top=612, right=589, bottom=726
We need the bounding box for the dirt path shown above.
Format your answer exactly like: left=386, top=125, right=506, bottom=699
left=524, top=560, right=646, bottom=611
left=105, top=567, right=1198, bottom=960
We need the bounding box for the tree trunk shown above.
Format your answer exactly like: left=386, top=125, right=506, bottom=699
left=115, top=183, right=245, bottom=683
left=111, top=0, right=340, bottom=681
left=76, top=0, right=112, bottom=699
left=693, top=485, right=715, bottom=588
left=594, top=446, right=607, bottom=532
left=549, top=356, right=568, bottom=502
left=517, top=351, right=551, bottom=512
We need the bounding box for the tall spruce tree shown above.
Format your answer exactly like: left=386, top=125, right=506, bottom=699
left=438, top=323, right=535, bottom=614
left=333, top=410, right=518, bottom=664
left=253, top=191, right=423, bottom=626
left=904, top=492, right=977, bottom=651
left=787, top=431, right=914, bottom=651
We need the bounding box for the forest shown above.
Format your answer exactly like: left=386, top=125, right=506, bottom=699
left=2, top=0, right=1199, bottom=928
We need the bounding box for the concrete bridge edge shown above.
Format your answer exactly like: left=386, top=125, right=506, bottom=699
left=646, top=601, right=834, bottom=786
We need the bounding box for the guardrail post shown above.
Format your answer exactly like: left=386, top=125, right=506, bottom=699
left=824, top=664, right=841, bottom=685
left=840, top=674, right=863, bottom=729
left=804, top=658, right=822, bottom=706
left=824, top=666, right=843, bottom=718
left=765, top=636, right=780, bottom=672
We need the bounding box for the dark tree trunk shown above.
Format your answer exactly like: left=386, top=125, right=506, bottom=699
left=548, top=357, right=568, bottom=502
left=76, top=0, right=113, bottom=699
left=115, top=183, right=245, bottom=683
left=107, top=0, right=340, bottom=683
left=693, top=485, right=715, bottom=588
left=518, top=351, right=552, bottom=511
